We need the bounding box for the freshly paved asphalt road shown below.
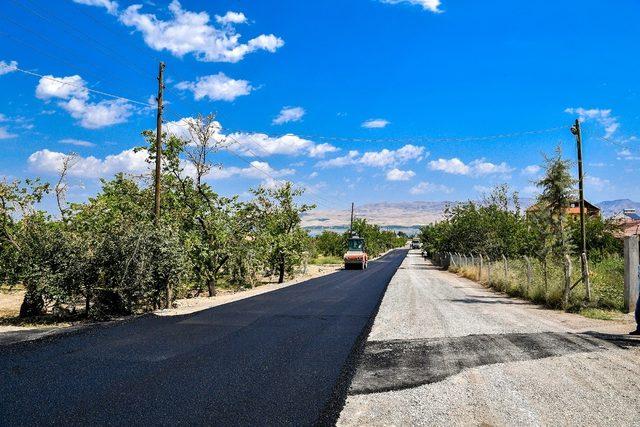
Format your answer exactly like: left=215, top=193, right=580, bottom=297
left=0, top=249, right=407, bottom=427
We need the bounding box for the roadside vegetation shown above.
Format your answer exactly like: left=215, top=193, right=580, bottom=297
left=420, top=147, right=625, bottom=313
left=0, top=115, right=318, bottom=321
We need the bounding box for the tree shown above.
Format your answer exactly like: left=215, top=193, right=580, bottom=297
left=534, top=146, right=576, bottom=307
left=252, top=182, right=314, bottom=283
left=314, top=230, right=345, bottom=257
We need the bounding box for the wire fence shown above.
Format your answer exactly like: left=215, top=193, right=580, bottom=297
left=428, top=251, right=625, bottom=311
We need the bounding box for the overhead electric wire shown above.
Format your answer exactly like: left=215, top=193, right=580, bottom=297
left=0, top=17, right=139, bottom=93
left=9, top=0, right=150, bottom=80
left=1, top=64, right=154, bottom=107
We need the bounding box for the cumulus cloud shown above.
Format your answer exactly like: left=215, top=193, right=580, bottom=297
left=35, top=74, right=132, bottom=129
left=209, top=160, right=294, bottom=180
left=428, top=157, right=513, bottom=177
left=72, top=0, right=118, bottom=14
left=380, top=0, right=442, bottom=12
left=316, top=150, right=360, bottom=168
left=119, top=1, right=284, bottom=63
left=308, top=143, right=339, bottom=158
left=410, top=181, right=452, bottom=195
left=273, top=106, right=305, bottom=125
left=0, top=127, right=17, bottom=140
left=28, top=148, right=149, bottom=178
left=522, top=164, right=541, bottom=175
left=565, top=107, right=620, bottom=139
left=386, top=168, right=415, bottom=181
left=215, top=11, right=247, bottom=25
left=0, top=60, right=18, bottom=76
left=60, top=138, right=95, bottom=147
left=316, top=144, right=426, bottom=169
left=176, top=73, right=252, bottom=102
left=362, top=118, right=390, bottom=129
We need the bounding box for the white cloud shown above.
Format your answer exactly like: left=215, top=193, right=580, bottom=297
left=521, top=185, right=540, bottom=196
left=316, top=150, right=360, bottom=168
left=28, top=148, right=149, bottom=178
left=0, top=60, right=18, bottom=76
left=380, top=0, right=442, bottom=13
left=0, top=127, right=17, bottom=140
left=176, top=73, right=252, bottom=102
left=585, top=175, right=611, bottom=192
left=72, top=0, right=118, bottom=14
left=119, top=1, right=284, bottom=63
left=522, top=164, right=541, bottom=175
left=428, top=158, right=469, bottom=175
left=308, top=143, right=339, bottom=158
left=60, top=138, right=96, bottom=147
left=316, top=144, right=426, bottom=169
left=61, top=97, right=132, bottom=129
left=215, top=11, right=247, bottom=25
left=273, top=106, right=305, bottom=125
left=208, top=160, right=294, bottom=180
left=386, top=168, right=415, bottom=181
left=428, top=157, right=513, bottom=177
left=36, top=75, right=88, bottom=100
left=229, top=133, right=313, bottom=157
left=362, top=118, right=390, bottom=129
left=565, top=107, right=619, bottom=139
left=35, top=75, right=132, bottom=129
left=410, top=181, right=452, bottom=195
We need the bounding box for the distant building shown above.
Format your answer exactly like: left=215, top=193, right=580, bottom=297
left=612, top=208, right=640, bottom=237
left=526, top=200, right=601, bottom=218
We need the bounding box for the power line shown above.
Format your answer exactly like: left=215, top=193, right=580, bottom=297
left=9, top=0, right=150, bottom=80
left=2, top=64, right=154, bottom=107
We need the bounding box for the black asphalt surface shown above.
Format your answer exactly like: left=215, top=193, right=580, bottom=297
left=0, top=249, right=407, bottom=427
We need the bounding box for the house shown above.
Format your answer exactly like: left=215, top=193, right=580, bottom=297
left=612, top=209, right=640, bottom=237
left=526, top=200, right=601, bottom=218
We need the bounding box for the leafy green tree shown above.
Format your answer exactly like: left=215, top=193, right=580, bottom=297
left=252, top=182, right=314, bottom=283
left=314, top=230, right=345, bottom=257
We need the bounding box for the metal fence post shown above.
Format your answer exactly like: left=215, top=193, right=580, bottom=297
left=487, top=258, right=492, bottom=283
left=478, top=254, right=483, bottom=281
left=563, top=254, right=573, bottom=309
left=502, top=254, right=508, bottom=280
left=524, top=255, right=532, bottom=294
left=624, top=236, right=639, bottom=314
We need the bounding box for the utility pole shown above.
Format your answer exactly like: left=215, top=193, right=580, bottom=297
left=350, top=202, right=355, bottom=236
left=571, top=118, right=592, bottom=300
left=154, top=61, right=165, bottom=224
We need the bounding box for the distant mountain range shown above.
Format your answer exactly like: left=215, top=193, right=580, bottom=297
left=301, top=199, right=640, bottom=233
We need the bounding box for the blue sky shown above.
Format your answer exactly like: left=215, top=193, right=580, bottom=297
left=1, top=0, right=639, bottom=212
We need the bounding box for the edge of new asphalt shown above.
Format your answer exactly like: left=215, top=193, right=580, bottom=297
left=315, top=249, right=407, bottom=426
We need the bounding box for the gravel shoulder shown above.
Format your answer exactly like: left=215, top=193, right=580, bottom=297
left=338, top=250, right=640, bottom=426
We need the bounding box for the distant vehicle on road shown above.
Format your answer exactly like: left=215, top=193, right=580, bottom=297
left=410, top=238, right=422, bottom=249
left=344, top=236, right=368, bottom=270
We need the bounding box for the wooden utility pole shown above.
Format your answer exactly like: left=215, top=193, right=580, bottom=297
left=571, top=118, right=592, bottom=300
left=154, top=61, right=165, bottom=224
left=350, top=202, right=355, bottom=236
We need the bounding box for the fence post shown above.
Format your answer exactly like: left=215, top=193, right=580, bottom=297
left=502, top=254, right=508, bottom=280
left=487, top=258, right=492, bottom=283
left=563, top=254, right=572, bottom=309
left=470, top=254, right=475, bottom=268
left=478, top=255, right=483, bottom=281
left=624, top=236, right=639, bottom=314
left=581, top=252, right=591, bottom=302
left=449, top=252, right=455, bottom=267
left=524, top=255, right=532, bottom=294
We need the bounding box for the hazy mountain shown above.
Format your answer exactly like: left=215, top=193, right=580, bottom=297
left=302, top=199, right=640, bottom=234
left=596, top=199, right=640, bottom=217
